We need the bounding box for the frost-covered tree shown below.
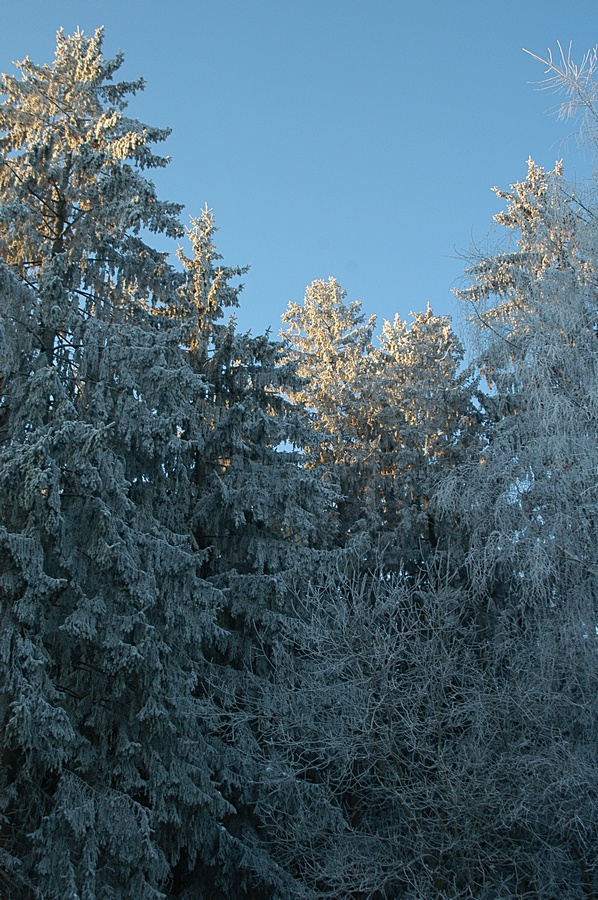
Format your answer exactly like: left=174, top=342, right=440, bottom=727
left=369, top=305, right=479, bottom=556
left=4, top=25, right=596, bottom=900
left=445, top=157, right=598, bottom=611
left=179, top=211, right=334, bottom=580
left=281, top=277, right=376, bottom=537
left=0, top=29, right=318, bottom=898
left=431, top=51, right=598, bottom=893
left=281, top=280, right=478, bottom=559
left=269, top=48, right=598, bottom=899
left=438, top=49, right=598, bottom=616
left=255, top=548, right=598, bottom=898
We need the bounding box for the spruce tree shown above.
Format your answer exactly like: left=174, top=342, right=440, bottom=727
left=281, top=277, right=377, bottom=540
left=370, top=305, right=479, bottom=557
left=281, top=279, right=479, bottom=561
left=0, top=29, right=324, bottom=898
left=179, top=210, right=334, bottom=580
left=449, top=157, right=598, bottom=609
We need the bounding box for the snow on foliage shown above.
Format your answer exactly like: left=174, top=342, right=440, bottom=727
left=0, top=27, right=596, bottom=899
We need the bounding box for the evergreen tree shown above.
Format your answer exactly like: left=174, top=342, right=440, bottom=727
left=281, top=280, right=479, bottom=560
left=281, top=277, right=376, bottom=538
left=179, top=211, right=334, bottom=580
left=370, top=305, right=479, bottom=556
left=4, top=25, right=595, bottom=900
left=0, top=29, right=323, bottom=898
left=447, top=157, right=598, bottom=610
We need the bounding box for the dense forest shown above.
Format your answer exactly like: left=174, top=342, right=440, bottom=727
left=0, top=28, right=596, bottom=899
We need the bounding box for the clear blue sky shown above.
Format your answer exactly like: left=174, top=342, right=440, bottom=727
left=1, top=1, right=597, bottom=337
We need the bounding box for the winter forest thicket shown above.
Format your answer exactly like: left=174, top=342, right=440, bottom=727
left=0, top=28, right=596, bottom=899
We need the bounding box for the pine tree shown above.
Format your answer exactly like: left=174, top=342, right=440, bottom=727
left=448, top=157, right=598, bottom=609
left=169, top=209, right=340, bottom=899
left=370, top=305, right=479, bottom=556
left=281, top=280, right=479, bottom=561
left=0, top=29, right=318, bottom=898
left=179, top=211, right=334, bottom=580
left=281, top=277, right=377, bottom=538
left=435, top=100, right=598, bottom=893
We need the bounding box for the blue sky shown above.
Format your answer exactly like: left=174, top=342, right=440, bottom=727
left=1, top=1, right=597, bottom=338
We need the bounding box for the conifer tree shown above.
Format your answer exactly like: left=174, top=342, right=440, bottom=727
left=0, top=29, right=319, bottom=898
left=281, top=279, right=478, bottom=559
left=370, top=305, right=479, bottom=556
left=179, top=211, right=334, bottom=580
left=434, top=62, right=598, bottom=891
left=281, top=277, right=376, bottom=537
left=448, top=157, right=598, bottom=609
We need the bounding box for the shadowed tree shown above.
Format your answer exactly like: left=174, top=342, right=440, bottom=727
left=0, top=29, right=328, bottom=899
